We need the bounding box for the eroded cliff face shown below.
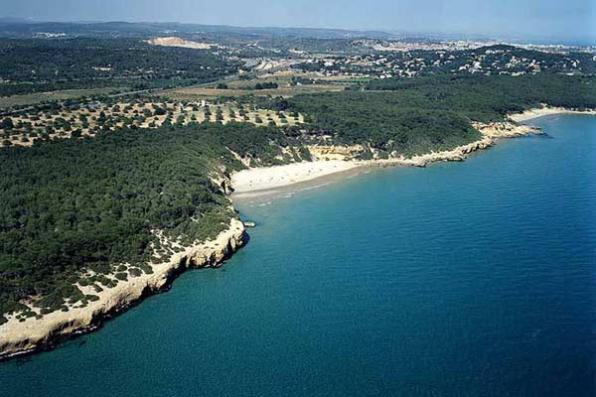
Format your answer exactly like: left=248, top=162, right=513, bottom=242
left=472, top=121, right=538, bottom=138
left=304, top=138, right=494, bottom=167
left=0, top=219, right=246, bottom=361
left=394, top=137, right=494, bottom=166
left=306, top=121, right=538, bottom=165
left=0, top=119, right=540, bottom=361
left=308, top=144, right=366, bottom=161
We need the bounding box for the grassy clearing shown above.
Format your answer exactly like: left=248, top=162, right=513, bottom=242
left=161, top=72, right=348, bottom=100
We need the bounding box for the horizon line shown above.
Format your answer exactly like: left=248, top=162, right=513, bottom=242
left=1, top=16, right=594, bottom=46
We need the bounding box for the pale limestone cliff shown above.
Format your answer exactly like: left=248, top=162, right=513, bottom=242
left=472, top=121, right=538, bottom=138
left=0, top=116, right=548, bottom=359
left=308, top=144, right=365, bottom=161
left=0, top=219, right=246, bottom=360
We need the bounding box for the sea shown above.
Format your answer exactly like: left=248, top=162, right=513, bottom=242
left=1, top=115, right=594, bottom=396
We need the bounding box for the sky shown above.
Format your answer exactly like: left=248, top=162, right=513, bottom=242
left=2, top=0, right=595, bottom=43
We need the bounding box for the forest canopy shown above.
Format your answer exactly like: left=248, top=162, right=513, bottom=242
left=283, top=74, right=596, bottom=154
left=1, top=72, right=595, bottom=323
left=0, top=122, right=300, bottom=322
left=0, top=38, right=239, bottom=96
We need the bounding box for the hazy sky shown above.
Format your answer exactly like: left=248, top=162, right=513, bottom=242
left=2, top=0, right=595, bottom=42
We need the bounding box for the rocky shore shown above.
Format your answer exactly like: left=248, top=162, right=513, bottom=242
left=0, top=219, right=246, bottom=361
left=1, top=107, right=591, bottom=361
left=231, top=119, right=542, bottom=197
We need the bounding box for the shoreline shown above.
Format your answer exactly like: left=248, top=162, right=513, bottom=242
left=1, top=106, right=592, bottom=361
left=232, top=108, right=595, bottom=197
left=231, top=139, right=497, bottom=197
left=0, top=219, right=246, bottom=361
left=231, top=138, right=502, bottom=199
left=231, top=160, right=360, bottom=195
left=507, top=106, right=596, bottom=122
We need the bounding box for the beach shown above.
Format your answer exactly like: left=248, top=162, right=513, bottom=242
left=231, top=160, right=360, bottom=194
left=231, top=140, right=494, bottom=198
left=231, top=108, right=596, bottom=196
left=508, top=106, right=596, bottom=122
left=231, top=140, right=495, bottom=197
left=1, top=107, right=592, bottom=361
left=4, top=113, right=593, bottom=396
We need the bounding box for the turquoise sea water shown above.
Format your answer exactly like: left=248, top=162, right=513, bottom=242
left=1, top=115, right=595, bottom=396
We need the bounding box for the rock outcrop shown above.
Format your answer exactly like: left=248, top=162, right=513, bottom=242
left=0, top=219, right=246, bottom=361
left=472, top=121, right=538, bottom=138
left=0, top=116, right=547, bottom=360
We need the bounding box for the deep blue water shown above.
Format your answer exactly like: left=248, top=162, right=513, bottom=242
left=1, top=115, right=595, bottom=397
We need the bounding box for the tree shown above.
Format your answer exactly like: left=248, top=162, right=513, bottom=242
left=1, top=118, right=14, bottom=130
left=153, top=107, right=167, bottom=116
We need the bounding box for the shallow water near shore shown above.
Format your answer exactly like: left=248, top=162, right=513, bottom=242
left=1, top=115, right=595, bottom=396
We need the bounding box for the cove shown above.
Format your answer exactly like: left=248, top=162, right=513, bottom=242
left=1, top=115, right=594, bottom=397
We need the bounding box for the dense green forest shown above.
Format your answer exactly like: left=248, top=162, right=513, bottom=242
left=2, top=19, right=596, bottom=347
left=281, top=74, right=596, bottom=155
left=0, top=122, right=301, bottom=323
left=1, top=72, right=596, bottom=324
left=364, top=74, right=596, bottom=116
left=287, top=94, right=480, bottom=155
left=0, top=38, right=239, bottom=96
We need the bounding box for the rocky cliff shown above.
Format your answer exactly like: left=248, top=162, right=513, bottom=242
left=0, top=219, right=246, bottom=361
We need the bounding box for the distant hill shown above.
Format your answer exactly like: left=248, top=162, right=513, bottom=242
left=0, top=20, right=394, bottom=40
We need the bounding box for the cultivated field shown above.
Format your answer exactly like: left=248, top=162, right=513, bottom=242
left=162, top=72, right=348, bottom=100
left=0, top=99, right=305, bottom=147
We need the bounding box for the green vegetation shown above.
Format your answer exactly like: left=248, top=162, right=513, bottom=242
left=0, top=87, right=123, bottom=109
left=0, top=122, right=304, bottom=322
left=364, top=74, right=596, bottom=121
left=254, top=82, right=279, bottom=90
left=0, top=38, right=239, bottom=96
left=282, top=74, right=596, bottom=155
left=1, top=32, right=595, bottom=327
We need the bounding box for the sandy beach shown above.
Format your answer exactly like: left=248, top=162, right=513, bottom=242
left=231, top=160, right=360, bottom=194
left=231, top=136, right=502, bottom=197
left=232, top=108, right=596, bottom=197
left=508, top=106, right=596, bottom=122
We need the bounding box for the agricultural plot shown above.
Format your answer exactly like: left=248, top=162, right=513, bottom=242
left=0, top=99, right=305, bottom=147
left=162, top=72, right=348, bottom=100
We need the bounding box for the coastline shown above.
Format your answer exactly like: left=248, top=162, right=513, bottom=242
left=231, top=139, right=495, bottom=199
left=231, top=138, right=498, bottom=197
left=1, top=106, right=592, bottom=361
left=508, top=106, right=596, bottom=122
left=0, top=219, right=246, bottom=361
left=232, top=108, right=595, bottom=197
left=231, top=160, right=360, bottom=194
